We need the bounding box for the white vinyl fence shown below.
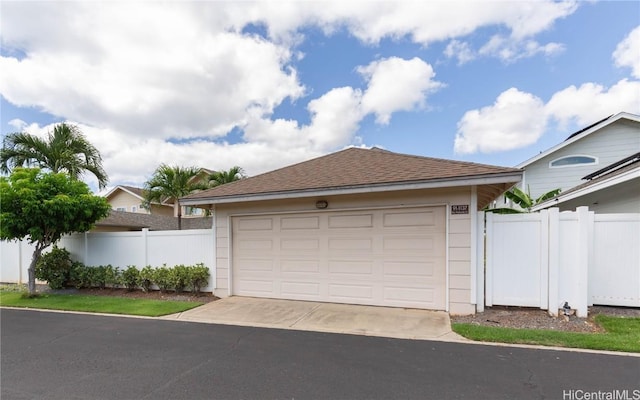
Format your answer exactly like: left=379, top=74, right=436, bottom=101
left=1, top=228, right=216, bottom=292
left=481, top=207, right=640, bottom=317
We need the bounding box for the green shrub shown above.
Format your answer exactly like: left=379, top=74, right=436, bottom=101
left=35, top=246, right=73, bottom=290
left=121, top=266, right=140, bottom=291
left=69, top=262, right=92, bottom=289
left=138, top=266, right=154, bottom=292
left=171, top=265, right=190, bottom=293
left=104, top=265, right=121, bottom=288
left=187, top=263, right=209, bottom=294
left=90, top=265, right=108, bottom=289
left=153, top=266, right=173, bottom=292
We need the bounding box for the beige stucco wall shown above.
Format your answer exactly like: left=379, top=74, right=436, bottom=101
left=107, top=191, right=144, bottom=213
left=212, top=187, right=476, bottom=314
left=107, top=191, right=173, bottom=216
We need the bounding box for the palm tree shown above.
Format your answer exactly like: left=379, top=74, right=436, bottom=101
left=208, top=166, right=246, bottom=187
left=143, top=164, right=208, bottom=230
left=0, top=123, right=109, bottom=189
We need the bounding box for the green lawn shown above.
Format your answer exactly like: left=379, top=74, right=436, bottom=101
left=0, top=291, right=203, bottom=317
left=452, top=315, right=640, bottom=353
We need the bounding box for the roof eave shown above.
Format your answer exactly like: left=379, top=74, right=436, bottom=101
left=181, top=171, right=523, bottom=206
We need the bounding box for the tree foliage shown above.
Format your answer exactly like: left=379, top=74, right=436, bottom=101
left=487, top=186, right=562, bottom=214
left=0, top=168, right=111, bottom=295
left=0, top=123, right=109, bottom=189
left=208, top=166, right=246, bottom=187
left=143, top=164, right=208, bottom=230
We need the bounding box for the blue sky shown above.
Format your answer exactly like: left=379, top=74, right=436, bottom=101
left=1, top=1, right=639, bottom=192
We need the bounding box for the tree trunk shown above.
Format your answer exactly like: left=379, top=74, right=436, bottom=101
left=28, top=246, right=44, bottom=296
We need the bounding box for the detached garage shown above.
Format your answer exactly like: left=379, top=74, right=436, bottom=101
left=182, top=148, right=521, bottom=315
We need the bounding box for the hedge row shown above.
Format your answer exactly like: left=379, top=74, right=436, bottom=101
left=35, top=246, right=210, bottom=294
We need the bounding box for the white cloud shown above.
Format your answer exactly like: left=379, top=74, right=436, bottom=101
left=0, top=3, right=304, bottom=141
left=296, top=1, right=576, bottom=46
left=455, top=78, right=640, bottom=155
left=444, top=40, right=475, bottom=65
left=358, top=57, right=443, bottom=124
left=305, top=87, right=364, bottom=149
left=7, top=119, right=27, bottom=130
left=244, top=57, right=440, bottom=151
left=454, top=88, right=547, bottom=154
left=613, top=26, right=640, bottom=78
left=545, top=79, right=640, bottom=128
left=479, top=35, right=565, bottom=62
left=241, top=86, right=364, bottom=152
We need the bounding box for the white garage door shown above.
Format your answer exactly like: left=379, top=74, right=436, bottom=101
left=231, top=206, right=446, bottom=310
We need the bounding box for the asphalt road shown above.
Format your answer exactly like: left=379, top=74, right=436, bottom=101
left=1, top=309, right=639, bottom=400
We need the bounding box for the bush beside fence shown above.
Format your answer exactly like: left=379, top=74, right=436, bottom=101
left=35, top=246, right=210, bottom=294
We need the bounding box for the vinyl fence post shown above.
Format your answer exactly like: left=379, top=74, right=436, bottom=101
left=84, top=232, right=89, bottom=265
left=476, top=211, right=485, bottom=312
left=142, top=228, right=149, bottom=267
left=18, top=241, right=23, bottom=284
left=485, top=211, right=493, bottom=307
left=575, top=206, right=590, bottom=317
left=547, top=208, right=560, bottom=317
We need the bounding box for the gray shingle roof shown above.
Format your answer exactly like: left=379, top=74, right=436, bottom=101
left=96, top=210, right=212, bottom=231
left=183, top=147, right=521, bottom=202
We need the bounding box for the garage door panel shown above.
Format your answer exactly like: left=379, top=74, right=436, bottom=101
left=328, top=238, right=373, bottom=250
left=238, top=218, right=273, bottom=231
left=329, top=214, right=374, bottom=228
left=281, top=238, right=320, bottom=250
left=281, top=216, right=320, bottom=230
left=232, top=206, right=446, bottom=310
left=237, top=239, right=274, bottom=251
left=237, top=259, right=274, bottom=272
left=383, top=261, right=435, bottom=277
left=329, top=283, right=374, bottom=300
left=383, top=211, right=435, bottom=227
left=236, top=279, right=274, bottom=294
left=328, top=260, right=373, bottom=275
left=383, top=236, right=435, bottom=251
left=281, top=281, right=320, bottom=296
left=280, top=260, right=320, bottom=273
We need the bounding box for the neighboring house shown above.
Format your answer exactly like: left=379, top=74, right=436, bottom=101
left=532, top=152, right=640, bottom=213
left=499, top=111, right=640, bottom=213
left=181, top=147, right=522, bottom=315
left=103, top=185, right=174, bottom=217
left=93, top=210, right=213, bottom=232
left=104, top=170, right=213, bottom=218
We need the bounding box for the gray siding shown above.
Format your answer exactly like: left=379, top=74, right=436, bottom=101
left=523, top=120, right=639, bottom=199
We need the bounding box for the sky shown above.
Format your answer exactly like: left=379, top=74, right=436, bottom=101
left=1, top=1, right=639, bottom=193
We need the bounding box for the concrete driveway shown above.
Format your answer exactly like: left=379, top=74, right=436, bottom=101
left=162, top=296, right=466, bottom=341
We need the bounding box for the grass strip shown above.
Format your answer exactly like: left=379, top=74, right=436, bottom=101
left=0, top=291, right=202, bottom=317
left=452, top=315, right=640, bottom=353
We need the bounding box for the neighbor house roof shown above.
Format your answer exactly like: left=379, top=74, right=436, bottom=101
left=517, top=112, right=640, bottom=168
left=103, top=185, right=146, bottom=200
left=95, top=210, right=213, bottom=231
left=531, top=154, right=640, bottom=211
left=182, top=147, right=522, bottom=209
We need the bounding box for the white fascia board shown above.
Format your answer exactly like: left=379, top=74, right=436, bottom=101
left=180, top=172, right=523, bottom=206
left=531, top=167, right=640, bottom=211
left=516, top=112, right=640, bottom=168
